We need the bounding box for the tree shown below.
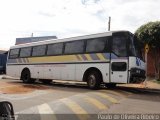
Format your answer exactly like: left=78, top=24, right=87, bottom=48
left=135, top=21, right=160, bottom=80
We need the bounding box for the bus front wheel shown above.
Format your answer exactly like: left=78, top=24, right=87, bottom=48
left=21, top=69, right=35, bottom=83
left=87, top=71, right=101, bottom=90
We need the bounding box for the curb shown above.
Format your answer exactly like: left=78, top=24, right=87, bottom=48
left=0, top=75, right=19, bottom=80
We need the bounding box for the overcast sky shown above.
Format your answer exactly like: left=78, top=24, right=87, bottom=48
left=0, top=0, right=159, bottom=50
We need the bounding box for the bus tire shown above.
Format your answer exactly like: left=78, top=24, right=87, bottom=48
left=105, top=83, right=116, bottom=88
left=21, top=69, right=35, bottom=83
left=87, top=71, right=101, bottom=90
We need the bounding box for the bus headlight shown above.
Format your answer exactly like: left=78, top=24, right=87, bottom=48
left=136, top=70, right=140, bottom=73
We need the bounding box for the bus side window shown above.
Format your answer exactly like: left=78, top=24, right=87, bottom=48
left=32, top=45, right=46, bottom=56
left=111, top=62, right=127, bottom=71
left=47, top=43, right=63, bottom=55
left=64, top=41, right=84, bottom=54
left=19, top=47, right=32, bottom=57
left=86, top=37, right=106, bottom=53
left=9, top=49, right=20, bottom=59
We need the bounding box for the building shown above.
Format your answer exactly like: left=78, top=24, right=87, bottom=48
left=16, top=36, right=57, bottom=45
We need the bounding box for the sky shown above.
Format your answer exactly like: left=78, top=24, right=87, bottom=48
left=0, top=0, right=159, bottom=50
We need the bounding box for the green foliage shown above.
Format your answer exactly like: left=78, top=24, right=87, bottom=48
left=135, top=21, right=160, bottom=48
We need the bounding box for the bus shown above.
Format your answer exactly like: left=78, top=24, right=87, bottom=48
left=6, top=31, right=146, bottom=89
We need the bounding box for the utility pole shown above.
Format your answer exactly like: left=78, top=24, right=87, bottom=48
left=108, top=16, right=111, bottom=31
left=31, top=33, right=33, bottom=37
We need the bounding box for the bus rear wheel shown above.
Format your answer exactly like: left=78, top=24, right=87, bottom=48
left=21, top=69, right=35, bottom=83
left=87, top=71, right=101, bottom=90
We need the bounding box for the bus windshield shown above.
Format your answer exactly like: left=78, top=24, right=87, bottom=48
left=134, top=37, right=143, bottom=61
left=129, top=34, right=136, bottom=57
left=112, top=33, right=127, bottom=57
left=130, top=34, right=143, bottom=60
left=113, top=32, right=143, bottom=60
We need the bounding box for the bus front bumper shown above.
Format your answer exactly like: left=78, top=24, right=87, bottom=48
left=129, top=68, right=146, bottom=83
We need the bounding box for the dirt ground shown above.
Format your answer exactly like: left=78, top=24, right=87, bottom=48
left=120, top=80, right=160, bottom=90
left=0, top=81, right=49, bottom=94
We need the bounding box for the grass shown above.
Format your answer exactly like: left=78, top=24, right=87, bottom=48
left=155, top=79, right=160, bottom=84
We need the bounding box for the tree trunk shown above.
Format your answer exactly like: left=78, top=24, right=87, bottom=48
left=158, top=48, right=160, bottom=80
left=154, top=47, right=160, bottom=80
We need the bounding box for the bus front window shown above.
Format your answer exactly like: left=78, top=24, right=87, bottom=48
left=134, top=37, right=144, bottom=61
left=112, top=35, right=127, bottom=57
left=129, top=35, right=136, bottom=56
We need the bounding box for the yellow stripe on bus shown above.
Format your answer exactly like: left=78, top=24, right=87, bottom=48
left=24, top=58, right=28, bottom=63
left=26, top=53, right=109, bottom=63
left=28, top=55, right=78, bottom=63
left=60, top=98, right=89, bottom=120
left=96, top=53, right=106, bottom=61
left=78, top=55, right=83, bottom=61
left=85, top=54, right=92, bottom=61
left=21, top=58, right=24, bottom=63
left=23, top=58, right=26, bottom=63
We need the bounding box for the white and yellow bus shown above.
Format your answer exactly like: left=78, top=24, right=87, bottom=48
left=6, top=31, right=146, bottom=89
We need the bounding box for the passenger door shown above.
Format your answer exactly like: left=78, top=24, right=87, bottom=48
left=110, top=60, right=128, bottom=83
left=110, top=32, right=129, bottom=83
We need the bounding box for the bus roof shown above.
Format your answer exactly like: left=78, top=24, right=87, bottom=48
left=10, top=30, right=130, bottom=49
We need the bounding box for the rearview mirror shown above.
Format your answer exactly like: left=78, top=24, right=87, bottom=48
left=0, top=101, right=15, bottom=120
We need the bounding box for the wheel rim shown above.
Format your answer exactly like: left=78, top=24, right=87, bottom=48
left=88, top=75, right=96, bottom=87
left=23, top=72, right=30, bottom=82
left=24, top=74, right=29, bottom=80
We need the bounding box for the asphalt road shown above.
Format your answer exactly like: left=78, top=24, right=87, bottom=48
left=0, top=78, right=160, bottom=120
